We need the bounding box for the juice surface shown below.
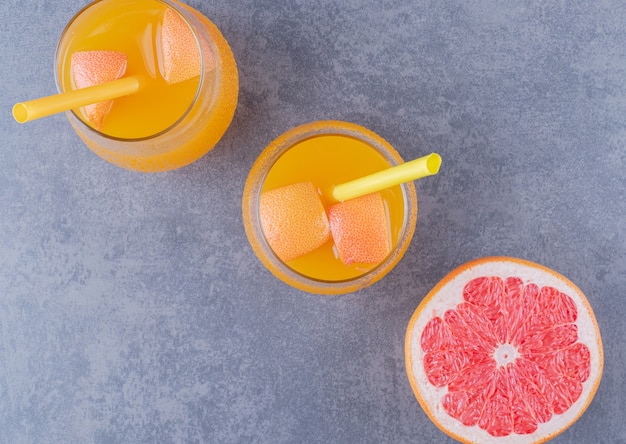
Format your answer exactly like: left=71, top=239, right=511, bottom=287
left=58, top=0, right=207, bottom=139
left=262, top=134, right=406, bottom=281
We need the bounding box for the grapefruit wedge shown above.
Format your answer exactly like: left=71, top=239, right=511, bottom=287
left=161, top=8, right=203, bottom=84
left=71, top=50, right=127, bottom=130
left=260, top=181, right=331, bottom=262
left=405, top=257, right=603, bottom=444
left=328, top=192, right=390, bottom=265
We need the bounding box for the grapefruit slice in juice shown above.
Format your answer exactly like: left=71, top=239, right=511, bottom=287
left=260, top=181, right=331, bottom=263
left=328, top=192, right=391, bottom=265
left=160, top=8, right=204, bottom=84
left=70, top=50, right=127, bottom=130
left=405, top=257, right=603, bottom=443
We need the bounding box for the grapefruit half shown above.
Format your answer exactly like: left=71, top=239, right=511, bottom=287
left=405, top=257, right=603, bottom=443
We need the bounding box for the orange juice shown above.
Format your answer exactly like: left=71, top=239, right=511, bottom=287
left=55, top=0, right=238, bottom=172
left=243, top=121, right=418, bottom=295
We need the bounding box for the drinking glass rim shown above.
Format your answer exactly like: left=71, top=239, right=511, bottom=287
left=242, top=120, right=418, bottom=294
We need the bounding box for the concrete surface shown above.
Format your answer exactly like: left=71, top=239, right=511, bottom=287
left=1, top=0, right=625, bottom=442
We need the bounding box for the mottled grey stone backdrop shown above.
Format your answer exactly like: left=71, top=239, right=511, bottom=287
left=1, top=0, right=625, bottom=443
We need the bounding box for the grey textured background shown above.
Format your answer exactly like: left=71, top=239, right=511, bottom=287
left=1, top=0, right=625, bottom=443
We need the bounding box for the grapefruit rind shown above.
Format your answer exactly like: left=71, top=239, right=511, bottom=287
left=328, top=192, right=391, bottom=265
left=70, top=50, right=127, bottom=130
left=405, top=257, right=603, bottom=444
left=161, top=8, right=203, bottom=84
left=260, top=181, right=331, bottom=263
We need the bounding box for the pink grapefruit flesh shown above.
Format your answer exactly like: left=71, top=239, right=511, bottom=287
left=405, top=257, right=603, bottom=444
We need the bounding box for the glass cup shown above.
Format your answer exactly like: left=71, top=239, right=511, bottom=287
left=242, top=120, right=418, bottom=295
left=55, top=0, right=238, bottom=172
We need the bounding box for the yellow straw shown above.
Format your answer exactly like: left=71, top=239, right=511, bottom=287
left=331, top=152, right=442, bottom=202
left=12, top=75, right=142, bottom=124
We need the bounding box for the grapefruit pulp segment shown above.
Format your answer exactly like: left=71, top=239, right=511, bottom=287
left=259, top=181, right=331, bottom=263
left=70, top=50, right=128, bottom=130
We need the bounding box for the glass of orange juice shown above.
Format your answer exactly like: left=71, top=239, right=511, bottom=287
left=54, top=0, right=238, bottom=172
left=242, top=120, right=418, bottom=295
